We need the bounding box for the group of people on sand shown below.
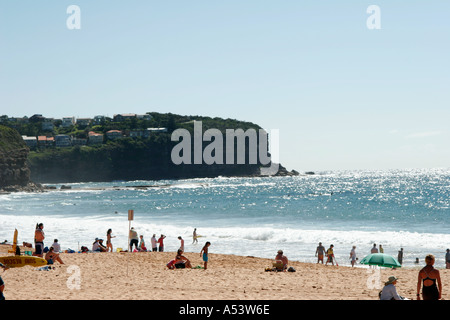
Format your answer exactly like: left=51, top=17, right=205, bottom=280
left=167, top=241, right=211, bottom=270
left=32, top=223, right=64, bottom=265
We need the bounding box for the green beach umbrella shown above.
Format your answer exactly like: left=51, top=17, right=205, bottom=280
left=360, top=253, right=401, bottom=268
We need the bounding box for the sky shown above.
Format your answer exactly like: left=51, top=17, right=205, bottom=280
left=0, top=1, right=449, bottom=172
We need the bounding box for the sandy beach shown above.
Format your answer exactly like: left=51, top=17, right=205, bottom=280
left=1, top=244, right=448, bottom=301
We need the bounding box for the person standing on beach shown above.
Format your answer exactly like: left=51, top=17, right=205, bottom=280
left=445, top=249, right=450, bottom=269
left=151, top=234, right=157, bottom=252
left=129, top=227, right=139, bottom=252
left=398, top=248, right=404, bottom=265
left=379, top=244, right=384, bottom=253
left=350, top=246, right=357, bottom=267
left=158, top=234, right=166, bottom=252
left=106, top=229, right=115, bottom=252
left=417, top=254, right=442, bottom=300
left=315, top=242, right=326, bottom=264
left=200, top=242, right=211, bottom=270
left=34, top=223, right=45, bottom=258
left=325, top=245, right=335, bottom=266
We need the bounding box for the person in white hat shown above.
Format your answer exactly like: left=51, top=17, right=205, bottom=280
left=380, top=276, right=405, bottom=300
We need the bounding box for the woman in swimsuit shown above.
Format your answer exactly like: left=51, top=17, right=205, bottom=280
left=106, top=229, right=115, bottom=252
left=417, top=254, right=442, bottom=300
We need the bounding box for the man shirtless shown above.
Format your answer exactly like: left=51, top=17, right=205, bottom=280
left=316, top=242, right=326, bottom=264
left=274, top=250, right=289, bottom=271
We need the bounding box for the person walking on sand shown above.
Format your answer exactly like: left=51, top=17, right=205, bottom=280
left=200, top=242, right=211, bottom=270
left=106, top=229, right=116, bottom=252
left=417, top=254, right=442, bottom=300
left=350, top=246, right=357, bottom=267
left=315, top=242, right=326, bottom=264
left=193, top=228, right=198, bottom=244
left=325, top=245, right=335, bottom=266
left=34, top=223, right=45, bottom=258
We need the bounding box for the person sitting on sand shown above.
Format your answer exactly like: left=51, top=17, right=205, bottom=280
left=51, top=239, right=61, bottom=253
left=45, top=247, right=64, bottom=265
left=273, top=250, right=288, bottom=271
left=174, top=249, right=192, bottom=269
left=92, top=238, right=107, bottom=252
left=380, top=276, right=405, bottom=300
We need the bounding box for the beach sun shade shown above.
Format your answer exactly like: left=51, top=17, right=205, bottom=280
left=359, top=253, right=401, bottom=268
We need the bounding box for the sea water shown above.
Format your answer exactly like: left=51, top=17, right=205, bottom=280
left=1, top=168, right=449, bottom=268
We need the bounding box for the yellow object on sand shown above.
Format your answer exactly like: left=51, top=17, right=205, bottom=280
left=0, top=255, right=48, bottom=268
left=7, top=229, right=18, bottom=254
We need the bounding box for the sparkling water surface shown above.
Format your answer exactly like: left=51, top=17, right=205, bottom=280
left=1, top=168, right=449, bottom=268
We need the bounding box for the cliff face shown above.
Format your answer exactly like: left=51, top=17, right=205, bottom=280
left=0, top=125, right=32, bottom=189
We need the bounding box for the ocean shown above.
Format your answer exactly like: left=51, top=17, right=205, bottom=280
left=1, top=168, right=449, bottom=268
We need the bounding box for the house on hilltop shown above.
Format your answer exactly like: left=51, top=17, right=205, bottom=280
left=106, top=130, right=123, bottom=140
left=88, top=131, right=104, bottom=145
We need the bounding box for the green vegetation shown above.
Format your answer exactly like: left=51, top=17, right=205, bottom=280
left=0, top=125, right=26, bottom=153
left=1, top=112, right=264, bottom=183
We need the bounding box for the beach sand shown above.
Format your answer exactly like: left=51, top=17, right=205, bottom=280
left=0, top=245, right=448, bottom=300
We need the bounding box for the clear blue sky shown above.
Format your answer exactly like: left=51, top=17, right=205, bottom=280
left=1, top=1, right=449, bottom=171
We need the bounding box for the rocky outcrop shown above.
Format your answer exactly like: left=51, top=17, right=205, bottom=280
left=272, top=164, right=300, bottom=177
left=0, top=125, right=43, bottom=192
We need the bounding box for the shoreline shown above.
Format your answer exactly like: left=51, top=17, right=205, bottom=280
left=1, top=245, right=448, bottom=300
